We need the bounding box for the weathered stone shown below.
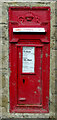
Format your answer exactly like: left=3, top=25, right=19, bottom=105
left=2, top=54, right=8, bottom=70
left=55, top=41, right=57, bottom=50
left=55, top=78, right=57, bottom=95
left=50, top=38, right=55, bottom=50
left=0, top=93, right=2, bottom=107
left=55, top=95, right=57, bottom=119
left=0, top=106, right=2, bottom=117
left=2, top=107, right=6, bottom=113
left=55, top=1, right=57, bottom=10
left=0, top=25, right=2, bottom=38
left=55, top=72, right=57, bottom=81
left=2, top=25, right=8, bottom=39
left=2, top=74, right=6, bottom=88
left=2, top=95, right=8, bottom=108
left=0, top=5, right=2, bottom=23
left=55, top=50, right=57, bottom=71
left=55, top=27, right=57, bottom=40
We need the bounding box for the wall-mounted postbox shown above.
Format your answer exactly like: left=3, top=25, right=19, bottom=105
left=9, top=7, right=50, bottom=113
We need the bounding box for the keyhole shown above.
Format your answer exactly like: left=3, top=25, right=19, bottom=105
left=23, top=79, right=25, bottom=84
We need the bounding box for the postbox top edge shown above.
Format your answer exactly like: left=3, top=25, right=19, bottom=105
left=9, top=6, right=50, bottom=11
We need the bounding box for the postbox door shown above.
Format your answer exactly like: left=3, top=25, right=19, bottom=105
left=17, top=46, right=42, bottom=105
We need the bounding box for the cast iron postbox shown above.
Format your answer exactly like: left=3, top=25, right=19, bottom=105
left=9, top=7, right=50, bottom=113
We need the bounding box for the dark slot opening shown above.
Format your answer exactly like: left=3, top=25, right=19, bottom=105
left=23, top=79, right=25, bottom=84
left=13, top=32, right=46, bottom=35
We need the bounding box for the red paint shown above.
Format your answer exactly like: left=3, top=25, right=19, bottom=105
left=9, top=7, right=50, bottom=113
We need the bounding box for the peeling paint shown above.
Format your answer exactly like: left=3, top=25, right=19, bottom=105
left=39, top=67, right=41, bottom=70
left=41, top=54, right=43, bottom=58
left=19, top=52, right=21, bottom=58
left=45, top=53, right=48, bottom=57
left=37, top=86, right=41, bottom=91
left=38, top=80, right=40, bottom=83
left=34, top=91, right=37, bottom=94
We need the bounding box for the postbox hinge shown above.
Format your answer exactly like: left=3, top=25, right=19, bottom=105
left=19, top=98, right=26, bottom=101
left=41, top=38, right=50, bottom=43
left=9, top=38, right=19, bottom=43
left=9, top=21, right=18, bottom=24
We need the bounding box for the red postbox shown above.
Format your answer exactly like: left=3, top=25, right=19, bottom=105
left=9, top=7, right=50, bottom=113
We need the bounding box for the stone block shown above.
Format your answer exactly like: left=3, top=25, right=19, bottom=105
left=2, top=53, right=9, bottom=70
left=0, top=85, right=2, bottom=107
left=0, top=5, right=2, bottom=23
left=2, top=74, right=6, bottom=88
left=55, top=95, right=57, bottom=110
left=0, top=25, right=2, bottom=38
left=55, top=28, right=57, bottom=40
left=55, top=50, right=57, bottom=70
left=55, top=72, right=57, bottom=80
left=2, top=3, right=8, bottom=24
left=50, top=38, right=55, bottom=50
left=0, top=71, right=2, bottom=88
left=0, top=106, right=2, bottom=117
left=55, top=78, right=57, bottom=94
left=2, top=24, right=8, bottom=39
left=55, top=1, right=57, bottom=9
left=2, top=95, right=8, bottom=108
left=2, top=107, right=6, bottom=113
left=55, top=41, right=57, bottom=50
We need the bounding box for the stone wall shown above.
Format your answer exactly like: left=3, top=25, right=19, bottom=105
left=0, top=1, right=56, bottom=119
left=55, top=1, right=57, bottom=119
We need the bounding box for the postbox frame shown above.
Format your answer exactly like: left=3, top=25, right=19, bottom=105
left=9, top=6, right=50, bottom=113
